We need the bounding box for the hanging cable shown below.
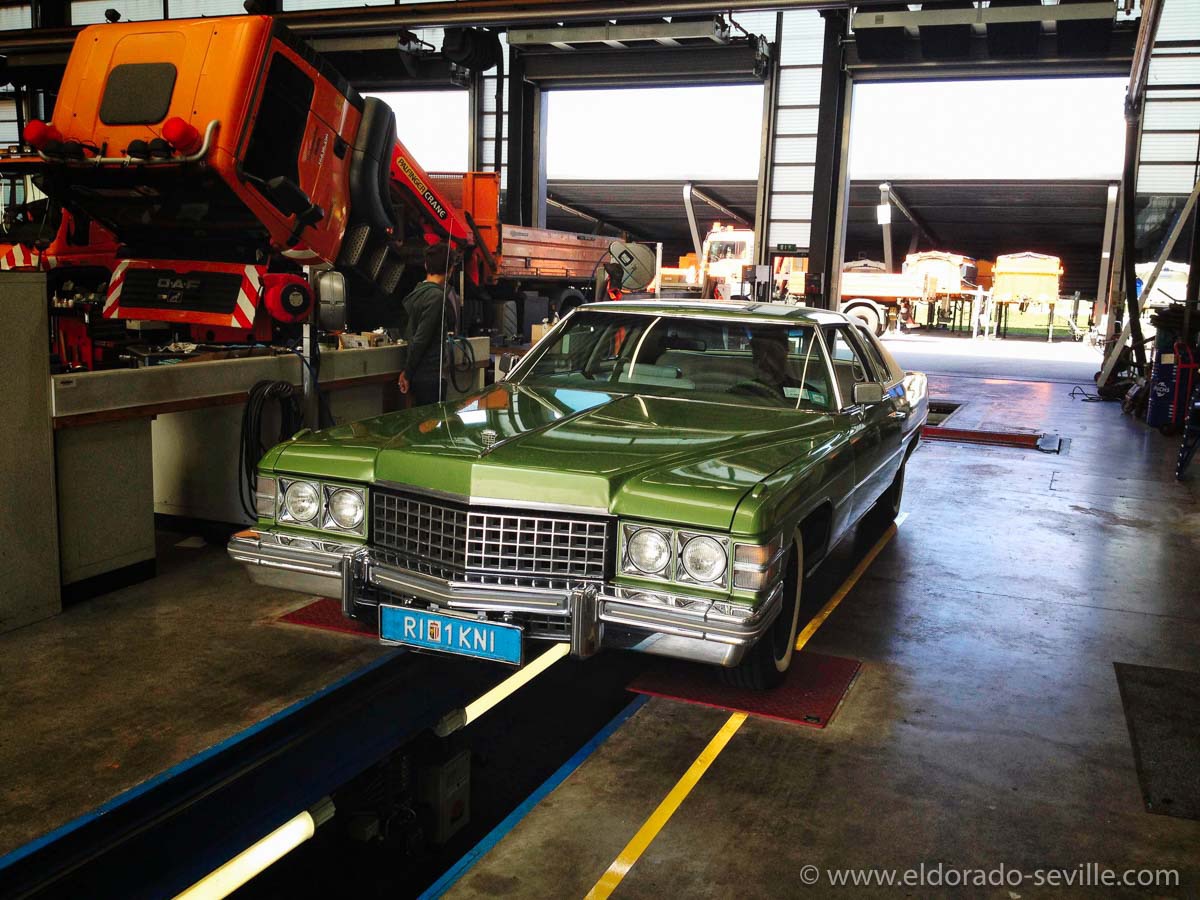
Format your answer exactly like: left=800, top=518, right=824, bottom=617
left=238, top=380, right=304, bottom=520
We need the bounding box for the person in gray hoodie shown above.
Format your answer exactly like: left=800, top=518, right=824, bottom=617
left=398, top=242, right=457, bottom=407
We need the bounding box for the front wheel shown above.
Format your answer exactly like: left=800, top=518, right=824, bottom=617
left=719, top=539, right=803, bottom=691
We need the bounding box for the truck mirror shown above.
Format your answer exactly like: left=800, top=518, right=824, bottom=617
left=265, top=176, right=314, bottom=218
left=498, top=353, right=517, bottom=378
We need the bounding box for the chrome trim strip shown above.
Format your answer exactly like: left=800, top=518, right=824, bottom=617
left=367, top=562, right=570, bottom=614
left=372, top=481, right=611, bottom=518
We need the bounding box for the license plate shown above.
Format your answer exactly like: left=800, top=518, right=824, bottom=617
left=379, top=605, right=523, bottom=666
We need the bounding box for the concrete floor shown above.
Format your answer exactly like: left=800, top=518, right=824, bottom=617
left=0, top=535, right=395, bottom=859
left=449, top=372, right=1200, bottom=898
left=883, top=330, right=1105, bottom=383
left=4, top=354, right=1198, bottom=897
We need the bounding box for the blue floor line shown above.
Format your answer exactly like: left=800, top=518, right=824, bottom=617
left=419, top=693, right=650, bottom=900
left=0, top=648, right=405, bottom=873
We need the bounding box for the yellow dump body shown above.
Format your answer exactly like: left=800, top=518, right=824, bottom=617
left=992, top=252, right=1063, bottom=304
left=904, top=251, right=974, bottom=295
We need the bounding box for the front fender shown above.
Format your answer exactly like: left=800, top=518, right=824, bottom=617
left=730, top=426, right=856, bottom=540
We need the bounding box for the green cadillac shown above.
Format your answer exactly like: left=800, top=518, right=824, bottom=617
left=230, top=301, right=926, bottom=688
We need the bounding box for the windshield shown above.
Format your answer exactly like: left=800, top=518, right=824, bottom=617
left=516, top=311, right=834, bottom=411
left=706, top=240, right=747, bottom=263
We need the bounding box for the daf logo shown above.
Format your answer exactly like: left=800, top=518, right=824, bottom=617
left=157, top=277, right=202, bottom=292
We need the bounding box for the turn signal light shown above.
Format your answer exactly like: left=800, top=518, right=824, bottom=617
left=23, top=120, right=63, bottom=151
left=162, top=117, right=202, bottom=154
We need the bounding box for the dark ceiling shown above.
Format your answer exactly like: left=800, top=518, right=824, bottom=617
left=546, top=177, right=1114, bottom=298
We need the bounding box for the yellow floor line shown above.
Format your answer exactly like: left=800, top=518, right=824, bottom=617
left=795, top=514, right=904, bottom=651
left=584, top=711, right=748, bottom=900
left=584, top=514, right=907, bottom=899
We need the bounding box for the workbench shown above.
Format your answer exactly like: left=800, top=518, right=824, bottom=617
left=49, top=335, right=490, bottom=605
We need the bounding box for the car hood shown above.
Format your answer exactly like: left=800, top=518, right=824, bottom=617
left=272, top=382, right=837, bottom=530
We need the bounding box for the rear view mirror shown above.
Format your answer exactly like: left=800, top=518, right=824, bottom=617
left=498, top=353, right=517, bottom=379
left=853, top=382, right=884, bottom=405
left=265, top=177, right=312, bottom=216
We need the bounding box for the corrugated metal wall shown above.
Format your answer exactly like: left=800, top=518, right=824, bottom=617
left=765, top=10, right=826, bottom=253
left=1138, top=0, right=1200, bottom=196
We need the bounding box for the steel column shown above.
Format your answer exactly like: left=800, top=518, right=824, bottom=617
left=504, top=49, right=533, bottom=226
left=753, top=13, right=782, bottom=267
left=1186, top=207, right=1200, bottom=343
left=1120, top=103, right=1148, bottom=369
left=880, top=182, right=894, bottom=273
left=807, top=9, right=850, bottom=309
left=1094, top=182, right=1119, bottom=321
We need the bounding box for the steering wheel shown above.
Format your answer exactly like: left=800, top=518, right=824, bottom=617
left=730, top=379, right=783, bottom=401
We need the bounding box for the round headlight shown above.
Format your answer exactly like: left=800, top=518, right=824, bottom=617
left=681, top=535, right=727, bottom=583
left=628, top=528, right=671, bottom=575
left=328, top=488, right=364, bottom=529
left=284, top=481, right=320, bottom=522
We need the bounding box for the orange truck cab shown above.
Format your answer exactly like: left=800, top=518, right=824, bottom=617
left=19, top=14, right=488, bottom=347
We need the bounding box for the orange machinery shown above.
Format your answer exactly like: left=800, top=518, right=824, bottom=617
left=11, top=15, right=501, bottom=358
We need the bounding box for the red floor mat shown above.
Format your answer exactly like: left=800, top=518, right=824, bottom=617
left=278, top=597, right=375, bottom=638
left=628, top=652, right=862, bottom=728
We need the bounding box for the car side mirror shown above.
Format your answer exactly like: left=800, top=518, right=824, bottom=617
left=498, top=353, right=517, bottom=379
left=853, top=382, right=884, bottom=405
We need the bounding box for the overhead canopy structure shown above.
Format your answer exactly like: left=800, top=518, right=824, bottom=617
left=546, top=177, right=1114, bottom=299
left=845, top=179, right=1116, bottom=298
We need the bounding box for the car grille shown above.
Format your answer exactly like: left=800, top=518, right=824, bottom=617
left=371, top=488, right=611, bottom=590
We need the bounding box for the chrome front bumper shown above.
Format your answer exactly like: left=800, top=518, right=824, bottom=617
left=228, top=529, right=783, bottom=667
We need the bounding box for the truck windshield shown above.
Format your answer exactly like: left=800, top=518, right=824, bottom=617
left=58, top=167, right=269, bottom=261
left=516, top=311, right=834, bottom=411
left=706, top=240, right=746, bottom=263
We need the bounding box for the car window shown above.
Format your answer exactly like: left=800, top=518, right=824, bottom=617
left=518, top=311, right=834, bottom=411
left=823, top=326, right=874, bottom=408
left=854, top=325, right=893, bottom=383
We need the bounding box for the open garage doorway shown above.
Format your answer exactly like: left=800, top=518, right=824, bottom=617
left=837, top=76, right=1126, bottom=383
left=542, top=83, right=769, bottom=305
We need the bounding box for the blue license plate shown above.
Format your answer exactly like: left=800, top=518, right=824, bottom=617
left=379, top=605, right=523, bottom=666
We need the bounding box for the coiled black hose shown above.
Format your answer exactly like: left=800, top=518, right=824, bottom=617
left=446, top=335, right=476, bottom=394
left=239, top=380, right=304, bottom=520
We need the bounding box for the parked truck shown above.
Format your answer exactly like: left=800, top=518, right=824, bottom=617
left=3, top=15, right=627, bottom=368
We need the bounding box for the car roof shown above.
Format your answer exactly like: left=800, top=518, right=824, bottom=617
left=575, top=299, right=849, bottom=325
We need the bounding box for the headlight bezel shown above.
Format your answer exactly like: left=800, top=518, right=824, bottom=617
left=621, top=523, right=673, bottom=581
left=325, top=486, right=365, bottom=531
left=274, top=476, right=368, bottom=537
left=283, top=480, right=321, bottom=523
left=676, top=532, right=729, bottom=586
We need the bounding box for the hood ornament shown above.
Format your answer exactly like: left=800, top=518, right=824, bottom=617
left=481, top=428, right=498, bottom=451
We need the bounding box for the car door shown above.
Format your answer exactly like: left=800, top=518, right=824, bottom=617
left=853, top=323, right=908, bottom=488
left=824, top=324, right=891, bottom=520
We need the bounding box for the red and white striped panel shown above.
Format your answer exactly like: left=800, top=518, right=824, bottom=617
left=0, top=244, right=39, bottom=270
left=231, top=266, right=263, bottom=328
left=103, top=260, right=132, bottom=318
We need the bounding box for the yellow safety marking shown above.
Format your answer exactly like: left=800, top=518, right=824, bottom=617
left=796, top=514, right=905, bottom=651
left=584, top=513, right=907, bottom=898
left=584, top=711, right=748, bottom=900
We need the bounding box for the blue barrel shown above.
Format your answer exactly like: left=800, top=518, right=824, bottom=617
left=1147, top=346, right=1177, bottom=428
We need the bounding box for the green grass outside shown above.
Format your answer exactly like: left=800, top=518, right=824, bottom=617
left=916, top=301, right=1091, bottom=340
